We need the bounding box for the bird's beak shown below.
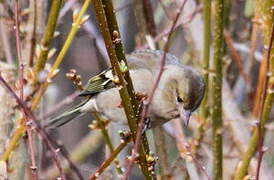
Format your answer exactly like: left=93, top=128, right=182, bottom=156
left=179, top=107, right=192, bottom=127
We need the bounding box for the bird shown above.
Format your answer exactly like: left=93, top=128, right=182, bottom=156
left=47, top=49, right=205, bottom=129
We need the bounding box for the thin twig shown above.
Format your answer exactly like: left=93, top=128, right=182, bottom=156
left=255, top=18, right=274, bottom=180
left=141, top=5, right=200, bottom=49
left=46, top=134, right=84, bottom=180
left=122, top=1, right=188, bottom=179
left=14, top=1, right=38, bottom=178
left=89, top=138, right=130, bottom=180
left=31, top=0, right=92, bottom=110
left=234, top=9, right=274, bottom=180
left=33, top=0, right=62, bottom=82
left=172, top=119, right=210, bottom=180
left=0, top=75, right=83, bottom=180
left=43, top=131, right=102, bottom=179
left=92, top=112, right=124, bottom=175
left=92, top=0, right=152, bottom=178
left=0, top=74, right=66, bottom=180
left=141, top=0, right=170, bottom=176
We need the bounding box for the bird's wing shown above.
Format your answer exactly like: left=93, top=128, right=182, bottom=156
left=80, top=50, right=181, bottom=96
left=46, top=99, right=88, bottom=128
left=79, top=68, right=115, bottom=96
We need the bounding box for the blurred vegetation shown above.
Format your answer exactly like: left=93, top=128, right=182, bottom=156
left=0, top=0, right=273, bottom=179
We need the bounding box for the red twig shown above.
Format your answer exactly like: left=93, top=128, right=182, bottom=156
left=173, top=119, right=210, bottom=180
left=14, top=1, right=38, bottom=178
left=46, top=134, right=84, bottom=180
left=141, top=4, right=200, bottom=49
left=89, top=139, right=129, bottom=180
left=0, top=74, right=66, bottom=180
left=122, top=1, right=188, bottom=179
left=255, top=19, right=274, bottom=180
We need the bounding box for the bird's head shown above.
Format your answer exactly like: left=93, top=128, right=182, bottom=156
left=175, top=66, right=205, bottom=126
left=151, top=65, right=205, bottom=127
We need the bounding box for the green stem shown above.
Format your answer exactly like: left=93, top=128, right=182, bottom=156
left=198, top=0, right=211, bottom=152
left=201, top=0, right=211, bottom=117
left=44, top=131, right=103, bottom=179
left=101, top=0, right=136, bottom=96
left=153, top=127, right=169, bottom=178
left=33, top=0, right=62, bottom=81
left=93, top=112, right=123, bottom=175
left=211, top=0, right=224, bottom=179
left=31, top=0, right=91, bottom=110
left=234, top=80, right=273, bottom=180
left=89, top=139, right=130, bottom=180
left=234, top=1, right=274, bottom=178
left=92, top=0, right=152, bottom=178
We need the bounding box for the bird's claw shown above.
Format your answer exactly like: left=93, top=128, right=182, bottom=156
left=141, top=117, right=151, bottom=135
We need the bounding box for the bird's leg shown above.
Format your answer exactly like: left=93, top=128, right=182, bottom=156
left=116, top=101, right=123, bottom=108
left=135, top=92, right=148, bottom=102
left=141, top=117, right=151, bottom=135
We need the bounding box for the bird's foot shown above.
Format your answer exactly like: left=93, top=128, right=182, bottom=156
left=141, top=117, right=151, bottom=135
left=135, top=92, right=148, bottom=102
left=116, top=101, right=123, bottom=108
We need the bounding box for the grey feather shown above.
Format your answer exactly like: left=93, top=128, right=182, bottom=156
left=46, top=101, right=87, bottom=129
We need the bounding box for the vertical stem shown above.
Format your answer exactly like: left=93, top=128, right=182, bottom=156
left=198, top=0, right=211, bottom=151
left=31, top=0, right=92, bottom=110
left=211, top=0, right=224, bottom=179
left=33, top=0, right=63, bottom=82
left=92, top=112, right=123, bottom=175
left=89, top=139, right=130, bottom=180
left=92, top=0, right=152, bottom=178
left=15, top=1, right=38, bottom=179
left=234, top=1, right=274, bottom=178
left=153, top=127, right=169, bottom=178
left=201, top=0, right=211, bottom=117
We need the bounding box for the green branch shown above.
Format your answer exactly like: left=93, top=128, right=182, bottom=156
left=234, top=1, right=274, bottom=178
left=33, top=0, right=62, bottom=83
left=197, top=0, right=211, bottom=153
left=89, top=138, right=130, bottom=180
left=201, top=0, right=211, bottom=119
left=91, top=1, right=152, bottom=178
left=211, top=0, right=224, bottom=179
left=92, top=112, right=123, bottom=175
left=31, top=0, right=91, bottom=110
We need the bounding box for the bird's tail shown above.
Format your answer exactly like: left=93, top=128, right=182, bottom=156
left=46, top=102, right=87, bottom=129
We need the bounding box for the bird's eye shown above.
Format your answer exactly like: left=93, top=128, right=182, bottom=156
left=177, top=96, right=183, bottom=103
